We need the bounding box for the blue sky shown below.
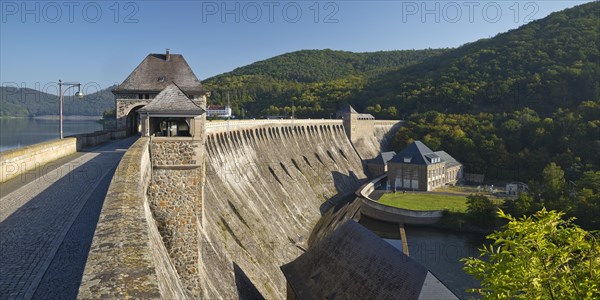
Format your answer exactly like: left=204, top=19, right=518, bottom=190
left=0, top=0, right=590, bottom=94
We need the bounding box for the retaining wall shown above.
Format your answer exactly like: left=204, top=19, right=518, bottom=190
left=356, top=175, right=443, bottom=225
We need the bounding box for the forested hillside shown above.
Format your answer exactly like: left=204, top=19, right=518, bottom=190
left=360, top=1, right=599, bottom=114
left=203, top=49, right=448, bottom=118
left=0, top=86, right=115, bottom=117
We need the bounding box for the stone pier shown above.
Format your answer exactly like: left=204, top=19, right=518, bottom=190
left=148, top=138, right=204, bottom=297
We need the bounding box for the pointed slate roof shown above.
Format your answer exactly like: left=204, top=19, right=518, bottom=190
left=337, top=104, right=358, bottom=115
left=113, top=53, right=206, bottom=94
left=389, top=141, right=439, bottom=165
left=280, top=220, right=457, bottom=299
left=137, top=83, right=204, bottom=117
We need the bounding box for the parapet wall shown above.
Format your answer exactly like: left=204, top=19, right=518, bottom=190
left=0, top=129, right=127, bottom=183
left=0, top=138, right=77, bottom=183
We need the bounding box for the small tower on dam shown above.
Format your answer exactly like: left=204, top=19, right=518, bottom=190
left=338, top=104, right=375, bottom=145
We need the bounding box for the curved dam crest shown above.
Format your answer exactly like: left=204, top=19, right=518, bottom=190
left=78, top=120, right=401, bottom=299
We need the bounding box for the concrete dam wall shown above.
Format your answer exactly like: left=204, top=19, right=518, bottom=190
left=352, top=120, right=403, bottom=160
left=200, top=122, right=366, bottom=298
left=79, top=119, right=401, bottom=299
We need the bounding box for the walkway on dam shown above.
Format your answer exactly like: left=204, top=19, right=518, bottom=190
left=0, top=137, right=137, bottom=299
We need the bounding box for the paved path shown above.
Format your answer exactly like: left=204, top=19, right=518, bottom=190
left=0, top=137, right=137, bottom=299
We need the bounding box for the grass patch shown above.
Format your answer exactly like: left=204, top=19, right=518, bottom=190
left=378, top=192, right=468, bottom=212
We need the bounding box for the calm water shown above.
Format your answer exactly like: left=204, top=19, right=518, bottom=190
left=0, top=118, right=103, bottom=152
left=385, top=227, right=485, bottom=299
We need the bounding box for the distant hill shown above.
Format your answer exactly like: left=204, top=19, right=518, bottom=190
left=205, top=2, right=599, bottom=118
left=359, top=1, right=599, bottom=115
left=0, top=86, right=115, bottom=117
left=209, top=49, right=448, bottom=83
left=203, top=49, right=448, bottom=118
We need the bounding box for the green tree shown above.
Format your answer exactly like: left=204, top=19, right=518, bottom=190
left=463, top=209, right=600, bottom=299
left=542, top=162, right=569, bottom=211
left=574, top=171, right=600, bottom=229
left=466, top=194, right=497, bottom=227
left=501, top=192, right=540, bottom=218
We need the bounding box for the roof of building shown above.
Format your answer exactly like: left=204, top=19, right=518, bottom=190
left=434, top=151, right=462, bottom=168
left=357, top=113, right=375, bottom=119
left=389, top=141, right=440, bottom=165
left=137, top=83, right=204, bottom=116
left=280, top=220, right=457, bottom=300
left=207, top=105, right=229, bottom=110
left=370, top=151, right=397, bottom=165
left=113, top=52, right=206, bottom=94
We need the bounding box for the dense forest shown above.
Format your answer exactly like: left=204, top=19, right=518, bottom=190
left=203, top=49, right=448, bottom=118
left=0, top=86, right=115, bottom=117
left=360, top=1, right=599, bottom=115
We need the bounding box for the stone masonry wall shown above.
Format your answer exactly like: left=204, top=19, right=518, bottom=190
left=148, top=168, right=202, bottom=296
left=150, top=140, right=201, bottom=166
left=147, top=138, right=204, bottom=297
left=115, top=98, right=151, bottom=130
left=0, top=138, right=77, bottom=183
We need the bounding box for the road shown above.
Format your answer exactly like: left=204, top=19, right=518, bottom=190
left=0, top=137, right=137, bottom=299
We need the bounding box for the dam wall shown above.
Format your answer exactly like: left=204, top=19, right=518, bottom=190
left=351, top=120, right=403, bottom=160
left=79, top=119, right=402, bottom=299
left=199, top=121, right=367, bottom=298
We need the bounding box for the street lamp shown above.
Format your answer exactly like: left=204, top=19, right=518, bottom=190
left=58, top=80, right=84, bottom=139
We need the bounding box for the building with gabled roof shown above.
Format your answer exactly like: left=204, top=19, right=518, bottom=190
left=388, top=141, right=463, bottom=191
left=113, top=49, right=208, bottom=135
left=280, top=220, right=457, bottom=300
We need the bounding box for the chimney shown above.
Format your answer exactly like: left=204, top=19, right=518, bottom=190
left=166, top=48, right=171, bottom=61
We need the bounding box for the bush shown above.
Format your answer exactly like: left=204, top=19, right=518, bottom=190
left=466, top=194, right=497, bottom=227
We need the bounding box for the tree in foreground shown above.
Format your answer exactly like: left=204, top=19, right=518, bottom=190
left=462, top=209, right=599, bottom=299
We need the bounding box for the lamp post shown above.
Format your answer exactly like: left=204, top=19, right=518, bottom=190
left=58, top=80, right=85, bottom=139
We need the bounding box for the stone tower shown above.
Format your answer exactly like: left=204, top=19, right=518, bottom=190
left=338, top=104, right=375, bottom=144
